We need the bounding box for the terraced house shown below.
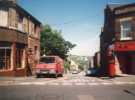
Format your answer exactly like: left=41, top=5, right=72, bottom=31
left=100, top=3, right=135, bottom=76
left=0, top=0, right=41, bottom=76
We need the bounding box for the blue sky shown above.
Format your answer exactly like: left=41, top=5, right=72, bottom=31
left=19, top=0, right=135, bottom=56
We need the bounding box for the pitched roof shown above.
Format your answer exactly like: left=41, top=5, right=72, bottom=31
left=108, top=4, right=123, bottom=10
left=107, top=3, right=135, bottom=10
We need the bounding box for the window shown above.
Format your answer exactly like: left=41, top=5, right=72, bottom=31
left=0, top=7, right=8, bottom=27
left=120, top=19, right=132, bottom=40
left=40, top=57, right=55, bottom=64
left=9, top=8, right=17, bottom=28
left=23, top=17, right=28, bottom=33
left=31, top=22, right=35, bottom=34
left=16, top=48, right=23, bottom=68
left=0, top=48, right=11, bottom=70
left=18, top=14, right=24, bottom=31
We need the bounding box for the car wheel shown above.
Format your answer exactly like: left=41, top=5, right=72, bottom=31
left=59, top=74, right=63, bottom=77
left=36, top=74, right=41, bottom=78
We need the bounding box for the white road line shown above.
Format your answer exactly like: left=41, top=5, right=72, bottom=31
left=75, top=83, right=86, bottom=85
left=114, top=82, right=135, bottom=85
left=100, top=82, right=113, bottom=85
left=61, top=82, right=72, bottom=86
left=91, top=79, right=95, bottom=82
left=32, top=82, right=46, bottom=85
left=47, top=82, right=59, bottom=85
left=87, top=83, right=99, bottom=86
left=18, top=82, right=31, bottom=85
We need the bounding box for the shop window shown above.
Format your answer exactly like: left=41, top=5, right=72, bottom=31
left=120, top=19, right=132, bottom=40
left=16, top=48, right=23, bottom=68
left=0, top=48, right=11, bottom=70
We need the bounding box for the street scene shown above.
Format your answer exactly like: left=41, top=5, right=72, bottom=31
left=0, top=0, right=135, bottom=100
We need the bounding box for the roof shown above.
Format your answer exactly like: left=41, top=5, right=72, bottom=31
left=107, top=4, right=123, bottom=10
left=107, top=3, right=135, bottom=11
left=16, top=4, right=42, bottom=25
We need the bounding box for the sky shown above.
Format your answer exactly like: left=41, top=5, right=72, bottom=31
left=19, top=0, right=135, bottom=56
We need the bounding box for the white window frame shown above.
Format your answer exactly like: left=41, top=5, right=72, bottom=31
left=120, top=18, right=132, bottom=40
left=18, top=14, right=24, bottom=32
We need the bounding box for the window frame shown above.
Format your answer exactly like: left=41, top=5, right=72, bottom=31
left=120, top=18, right=133, bottom=40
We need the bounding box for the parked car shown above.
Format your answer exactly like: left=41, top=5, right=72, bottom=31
left=85, top=67, right=97, bottom=76
left=36, top=56, right=64, bottom=78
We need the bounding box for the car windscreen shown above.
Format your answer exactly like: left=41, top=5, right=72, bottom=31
left=40, top=57, right=55, bottom=63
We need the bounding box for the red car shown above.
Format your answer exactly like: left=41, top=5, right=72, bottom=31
left=36, top=56, right=64, bottom=78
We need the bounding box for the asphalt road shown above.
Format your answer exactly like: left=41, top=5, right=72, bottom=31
left=0, top=74, right=135, bottom=100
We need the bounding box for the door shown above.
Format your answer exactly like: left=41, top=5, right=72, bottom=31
left=125, top=53, right=132, bottom=74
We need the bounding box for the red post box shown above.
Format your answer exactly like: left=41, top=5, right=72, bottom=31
left=107, top=49, right=116, bottom=77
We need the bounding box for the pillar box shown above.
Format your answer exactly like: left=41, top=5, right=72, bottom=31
left=108, top=45, right=116, bottom=77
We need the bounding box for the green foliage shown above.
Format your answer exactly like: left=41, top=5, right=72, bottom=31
left=64, top=60, right=70, bottom=70
left=40, top=24, right=76, bottom=59
left=78, top=59, right=87, bottom=71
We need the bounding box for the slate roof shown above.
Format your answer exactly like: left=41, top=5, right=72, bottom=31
left=107, top=3, right=135, bottom=10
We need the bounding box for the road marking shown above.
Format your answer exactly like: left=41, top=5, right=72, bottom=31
left=1, top=77, right=135, bottom=86
left=61, top=82, right=72, bottom=86
left=18, top=82, right=31, bottom=85
left=100, top=82, right=113, bottom=85
left=47, top=82, right=59, bottom=85
left=114, top=82, right=135, bottom=85
left=75, top=83, right=86, bottom=85
left=78, top=95, right=95, bottom=100
left=32, top=82, right=46, bottom=85
left=87, top=83, right=99, bottom=86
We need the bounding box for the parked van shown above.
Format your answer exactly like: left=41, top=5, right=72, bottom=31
left=36, top=56, right=64, bottom=78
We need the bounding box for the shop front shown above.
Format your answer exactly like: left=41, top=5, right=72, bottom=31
left=114, top=41, right=135, bottom=75
left=0, top=41, right=27, bottom=76
left=0, top=27, right=28, bottom=76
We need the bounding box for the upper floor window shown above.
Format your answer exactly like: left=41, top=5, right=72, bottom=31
left=9, top=8, right=17, bottom=28
left=0, top=7, right=8, bottom=27
left=18, top=14, right=24, bottom=31
left=120, top=19, right=132, bottom=40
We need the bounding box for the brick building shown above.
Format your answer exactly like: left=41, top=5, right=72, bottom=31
left=93, top=52, right=100, bottom=68
left=0, top=0, right=41, bottom=76
left=100, top=3, right=135, bottom=76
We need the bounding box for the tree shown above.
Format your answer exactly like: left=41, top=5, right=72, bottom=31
left=40, top=24, right=76, bottom=59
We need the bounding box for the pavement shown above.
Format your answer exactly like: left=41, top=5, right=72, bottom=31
left=0, top=74, right=135, bottom=100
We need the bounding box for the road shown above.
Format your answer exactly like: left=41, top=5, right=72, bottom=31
left=0, top=73, right=135, bottom=100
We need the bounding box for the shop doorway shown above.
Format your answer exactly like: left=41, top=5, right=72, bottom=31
left=117, top=52, right=132, bottom=74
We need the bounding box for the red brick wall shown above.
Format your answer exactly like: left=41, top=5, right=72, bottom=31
left=0, top=70, right=14, bottom=76
left=0, top=68, right=27, bottom=77
left=14, top=68, right=27, bottom=77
